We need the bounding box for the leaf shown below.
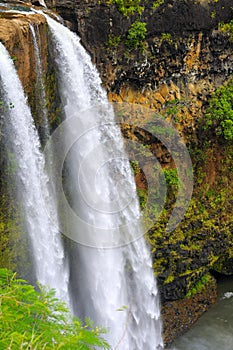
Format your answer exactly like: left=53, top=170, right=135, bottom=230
left=116, top=305, right=128, bottom=311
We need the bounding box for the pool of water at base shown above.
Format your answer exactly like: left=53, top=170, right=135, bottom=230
left=168, top=275, right=233, bottom=350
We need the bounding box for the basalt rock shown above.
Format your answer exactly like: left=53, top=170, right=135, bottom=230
left=0, top=0, right=232, bottom=346
left=162, top=275, right=217, bottom=346
left=0, top=11, right=47, bottom=98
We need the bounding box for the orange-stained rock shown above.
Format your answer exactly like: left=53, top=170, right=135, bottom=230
left=0, top=13, right=47, bottom=95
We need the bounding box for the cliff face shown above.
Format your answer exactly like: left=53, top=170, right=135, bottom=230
left=0, top=9, right=51, bottom=280
left=0, top=12, right=47, bottom=94
left=45, top=0, right=233, bottom=269
left=44, top=0, right=233, bottom=141
left=0, top=0, right=232, bottom=346
left=45, top=0, right=233, bottom=87
left=44, top=0, right=233, bottom=344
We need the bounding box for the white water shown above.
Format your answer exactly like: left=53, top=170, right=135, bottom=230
left=46, top=16, right=163, bottom=349
left=0, top=42, right=70, bottom=306
left=29, top=23, right=50, bottom=142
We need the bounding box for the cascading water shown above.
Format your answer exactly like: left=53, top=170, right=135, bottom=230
left=45, top=15, right=163, bottom=349
left=29, top=23, right=50, bottom=142
left=0, top=42, right=70, bottom=306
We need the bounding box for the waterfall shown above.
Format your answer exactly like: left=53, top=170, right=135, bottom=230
left=29, top=23, right=50, bottom=142
left=0, top=42, right=70, bottom=306
left=46, top=16, right=163, bottom=349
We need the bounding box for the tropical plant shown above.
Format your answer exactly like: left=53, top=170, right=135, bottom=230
left=107, top=0, right=144, bottom=17
left=126, top=20, right=147, bottom=50
left=0, top=268, right=110, bottom=349
left=205, top=78, right=233, bottom=141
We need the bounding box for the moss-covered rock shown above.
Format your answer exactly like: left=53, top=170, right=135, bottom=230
left=162, top=274, right=217, bottom=346
left=0, top=0, right=232, bottom=344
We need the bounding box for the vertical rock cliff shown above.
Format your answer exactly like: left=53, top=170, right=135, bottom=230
left=44, top=0, right=233, bottom=344
left=0, top=0, right=233, bottom=345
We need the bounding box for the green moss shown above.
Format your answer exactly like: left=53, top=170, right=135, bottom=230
left=106, top=0, right=144, bottom=17
left=180, top=243, right=200, bottom=251
left=45, top=66, right=62, bottom=129
left=104, top=0, right=165, bottom=17
left=161, top=32, right=172, bottom=43
left=130, top=160, right=140, bottom=175
left=163, top=168, right=179, bottom=189
left=152, top=0, right=165, bottom=9
left=152, top=257, right=167, bottom=275
left=137, top=188, right=147, bottom=210
left=148, top=138, right=233, bottom=285
left=219, top=19, right=233, bottom=42
left=185, top=273, right=212, bottom=298
left=164, top=275, right=175, bottom=284
left=106, top=34, right=121, bottom=50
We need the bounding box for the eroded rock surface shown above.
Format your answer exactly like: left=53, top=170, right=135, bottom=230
left=0, top=0, right=232, bottom=345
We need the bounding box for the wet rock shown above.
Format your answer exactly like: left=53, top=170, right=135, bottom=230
left=161, top=275, right=217, bottom=346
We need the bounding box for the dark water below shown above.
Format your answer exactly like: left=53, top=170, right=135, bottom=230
left=168, top=275, right=233, bottom=350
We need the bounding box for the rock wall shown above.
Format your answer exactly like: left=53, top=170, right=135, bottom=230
left=0, top=11, right=47, bottom=93
left=43, top=0, right=233, bottom=344
left=0, top=9, right=48, bottom=279
left=0, top=0, right=232, bottom=346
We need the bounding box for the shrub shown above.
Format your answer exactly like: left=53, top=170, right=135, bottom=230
left=108, top=0, right=144, bottom=17
left=126, top=21, right=147, bottom=50
left=205, top=78, right=233, bottom=141
left=106, top=34, right=121, bottom=49
left=163, top=168, right=179, bottom=189
left=0, top=268, right=110, bottom=349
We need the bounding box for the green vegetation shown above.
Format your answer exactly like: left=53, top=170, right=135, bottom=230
left=219, top=19, right=233, bottom=42
left=186, top=274, right=212, bottom=298
left=108, top=0, right=144, bottom=17
left=130, top=160, right=148, bottom=210
left=126, top=20, right=147, bottom=50
left=211, top=11, right=216, bottom=19
left=162, top=98, right=190, bottom=126
left=103, top=0, right=165, bottom=51
left=0, top=268, right=110, bottom=349
left=105, top=0, right=165, bottom=15
left=106, top=34, right=121, bottom=50
left=45, top=65, right=62, bottom=129
left=161, top=32, right=172, bottom=43
left=130, top=160, right=140, bottom=175
left=148, top=134, right=233, bottom=296
left=152, top=0, right=165, bottom=10
left=163, top=168, right=179, bottom=189
left=205, top=78, right=233, bottom=141
left=137, top=188, right=148, bottom=209
left=164, top=274, right=174, bottom=284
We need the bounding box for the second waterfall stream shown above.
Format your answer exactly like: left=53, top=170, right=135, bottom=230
left=1, top=10, right=163, bottom=349
left=46, top=15, right=163, bottom=349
